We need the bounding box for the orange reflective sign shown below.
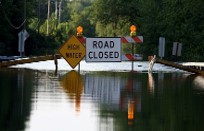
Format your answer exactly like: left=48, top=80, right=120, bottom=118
left=59, top=35, right=85, bottom=69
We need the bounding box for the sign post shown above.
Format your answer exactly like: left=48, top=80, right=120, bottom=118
left=172, top=42, right=182, bottom=61
left=131, top=42, right=134, bottom=71
left=59, top=35, right=85, bottom=69
left=18, top=29, right=29, bottom=57
left=130, top=25, right=137, bottom=71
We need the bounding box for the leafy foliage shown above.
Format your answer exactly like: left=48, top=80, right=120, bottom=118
left=0, top=0, right=204, bottom=61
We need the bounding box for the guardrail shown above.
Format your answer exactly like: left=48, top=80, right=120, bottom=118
left=0, top=54, right=61, bottom=68
left=0, top=54, right=144, bottom=68
left=156, top=59, right=204, bottom=75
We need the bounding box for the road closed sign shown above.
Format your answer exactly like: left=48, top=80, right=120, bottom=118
left=86, top=38, right=121, bottom=62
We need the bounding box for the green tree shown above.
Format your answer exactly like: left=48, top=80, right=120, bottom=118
left=138, top=0, right=204, bottom=61
left=92, top=0, right=140, bottom=36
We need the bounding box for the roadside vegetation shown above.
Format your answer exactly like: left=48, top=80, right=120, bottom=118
left=0, top=0, right=204, bottom=61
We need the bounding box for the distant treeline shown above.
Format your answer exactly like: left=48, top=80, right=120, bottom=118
left=0, top=0, right=204, bottom=61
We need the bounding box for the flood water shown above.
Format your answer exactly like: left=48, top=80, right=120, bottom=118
left=1, top=68, right=204, bottom=131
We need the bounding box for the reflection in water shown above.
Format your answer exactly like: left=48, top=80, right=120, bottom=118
left=28, top=70, right=99, bottom=131
left=128, top=100, right=135, bottom=125
left=85, top=73, right=121, bottom=107
left=0, top=69, right=32, bottom=131
left=193, top=76, right=204, bottom=91
left=85, top=72, right=142, bottom=130
left=1, top=69, right=204, bottom=131
left=148, top=73, right=155, bottom=95
left=61, top=70, right=84, bottom=112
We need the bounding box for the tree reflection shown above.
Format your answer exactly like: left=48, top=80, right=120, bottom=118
left=83, top=72, right=204, bottom=131
left=0, top=69, right=32, bottom=131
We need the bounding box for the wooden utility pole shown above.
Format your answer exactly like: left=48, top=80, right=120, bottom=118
left=47, top=0, right=50, bottom=35
left=24, top=0, right=26, bottom=29
left=55, top=0, right=62, bottom=26
left=58, top=1, right=62, bottom=24
left=38, top=0, right=41, bottom=34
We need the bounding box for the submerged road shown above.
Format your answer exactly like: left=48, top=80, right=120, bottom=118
left=1, top=55, right=204, bottom=75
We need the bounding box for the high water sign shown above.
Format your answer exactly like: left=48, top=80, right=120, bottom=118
left=86, top=37, right=121, bottom=62
left=59, top=35, right=85, bottom=69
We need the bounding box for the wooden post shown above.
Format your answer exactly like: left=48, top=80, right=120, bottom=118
left=54, top=54, right=58, bottom=76
left=131, top=43, right=134, bottom=71
left=148, top=55, right=156, bottom=73
left=47, top=0, right=50, bottom=35
left=78, top=62, right=80, bottom=73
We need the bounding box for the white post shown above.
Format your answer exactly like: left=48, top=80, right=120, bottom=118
left=148, top=55, right=156, bottom=73
left=18, top=31, right=24, bottom=57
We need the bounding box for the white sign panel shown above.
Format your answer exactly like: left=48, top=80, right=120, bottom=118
left=172, top=42, right=182, bottom=56
left=172, top=42, right=177, bottom=56
left=86, top=37, right=121, bottom=62
left=18, top=29, right=29, bottom=54
left=158, top=37, right=165, bottom=59
left=177, top=43, right=182, bottom=56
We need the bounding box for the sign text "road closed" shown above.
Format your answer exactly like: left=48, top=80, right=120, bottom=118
left=86, top=38, right=121, bottom=62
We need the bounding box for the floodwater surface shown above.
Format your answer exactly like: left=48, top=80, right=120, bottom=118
left=0, top=68, right=204, bottom=131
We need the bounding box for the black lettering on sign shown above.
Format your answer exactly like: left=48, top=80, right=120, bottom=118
left=66, top=53, right=82, bottom=58
left=88, top=51, right=119, bottom=59
left=93, top=41, right=97, bottom=49
left=98, top=52, right=103, bottom=59
left=104, top=41, right=109, bottom=48
left=98, top=41, right=103, bottom=49
left=114, top=52, right=119, bottom=58
left=109, top=51, right=113, bottom=58
left=67, top=44, right=80, bottom=50
left=88, top=52, right=93, bottom=59
left=104, top=52, right=108, bottom=58
left=92, top=41, right=115, bottom=49
left=110, top=41, right=114, bottom=48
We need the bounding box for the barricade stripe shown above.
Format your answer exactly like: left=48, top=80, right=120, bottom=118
left=81, top=36, right=143, bottom=44
left=125, top=54, right=134, bottom=60
left=132, top=36, right=143, bottom=43
left=121, top=36, right=143, bottom=43
left=121, top=37, right=129, bottom=43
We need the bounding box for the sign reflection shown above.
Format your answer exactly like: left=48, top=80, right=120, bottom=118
left=61, top=70, right=84, bottom=112
left=85, top=72, right=141, bottom=127
left=1, top=69, right=203, bottom=131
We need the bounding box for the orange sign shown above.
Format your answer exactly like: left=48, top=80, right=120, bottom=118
left=59, top=35, right=85, bottom=68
